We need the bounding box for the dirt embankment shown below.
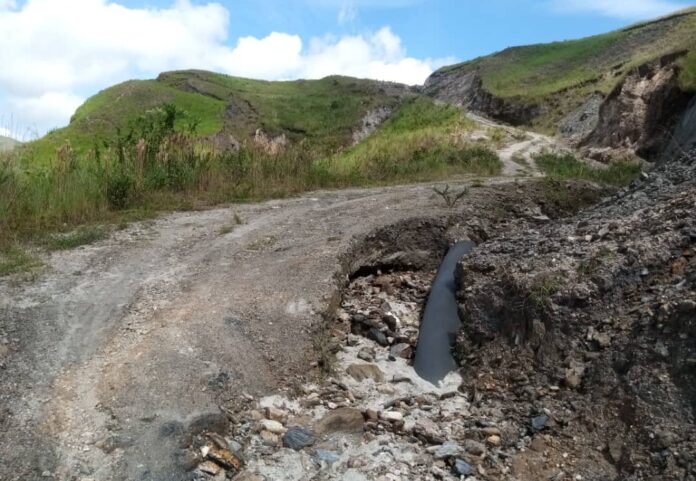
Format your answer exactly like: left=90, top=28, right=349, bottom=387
left=456, top=151, right=696, bottom=480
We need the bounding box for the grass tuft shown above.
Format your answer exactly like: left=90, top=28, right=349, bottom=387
left=535, top=153, right=642, bottom=186
left=0, top=247, right=43, bottom=276
left=44, top=226, right=108, bottom=251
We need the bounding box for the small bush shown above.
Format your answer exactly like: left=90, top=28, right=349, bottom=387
left=107, top=171, right=135, bottom=210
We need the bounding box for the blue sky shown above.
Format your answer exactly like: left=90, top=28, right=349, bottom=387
left=0, top=0, right=694, bottom=137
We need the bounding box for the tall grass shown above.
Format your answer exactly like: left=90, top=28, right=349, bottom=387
left=0, top=101, right=501, bottom=249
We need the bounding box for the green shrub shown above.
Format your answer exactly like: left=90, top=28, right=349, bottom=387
left=107, top=171, right=134, bottom=210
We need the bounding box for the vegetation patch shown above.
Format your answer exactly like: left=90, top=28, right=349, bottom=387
left=535, top=153, right=642, bottom=186
left=44, top=226, right=108, bottom=251
left=321, top=98, right=502, bottom=185
left=679, top=49, right=696, bottom=91
left=0, top=247, right=43, bottom=277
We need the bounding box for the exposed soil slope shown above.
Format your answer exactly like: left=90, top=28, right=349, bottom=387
left=456, top=150, right=696, bottom=480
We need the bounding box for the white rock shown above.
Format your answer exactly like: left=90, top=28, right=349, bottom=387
left=258, top=419, right=285, bottom=434
left=380, top=411, right=404, bottom=422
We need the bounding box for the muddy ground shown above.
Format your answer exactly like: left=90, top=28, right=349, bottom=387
left=0, top=177, right=603, bottom=481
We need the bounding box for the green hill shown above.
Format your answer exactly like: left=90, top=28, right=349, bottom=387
left=0, top=135, right=19, bottom=152
left=25, top=71, right=412, bottom=161
left=425, top=7, right=696, bottom=132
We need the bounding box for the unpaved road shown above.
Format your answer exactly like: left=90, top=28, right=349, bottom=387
left=0, top=181, right=519, bottom=481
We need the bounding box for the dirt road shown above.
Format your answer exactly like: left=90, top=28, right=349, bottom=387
left=0, top=181, right=518, bottom=481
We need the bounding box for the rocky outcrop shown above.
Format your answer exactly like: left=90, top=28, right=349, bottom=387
left=352, top=107, right=393, bottom=145
left=424, top=69, right=541, bottom=126
left=580, top=52, right=693, bottom=159
left=558, top=93, right=604, bottom=145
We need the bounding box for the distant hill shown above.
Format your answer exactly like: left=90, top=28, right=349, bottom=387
left=0, top=135, right=20, bottom=152
left=424, top=7, right=696, bottom=155
left=27, top=71, right=413, bottom=160
left=22, top=8, right=696, bottom=163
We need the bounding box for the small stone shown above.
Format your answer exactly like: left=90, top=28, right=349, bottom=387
left=312, top=449, right=341, bottom=466
left=531, top=415, right=549, bottom=432
left=593, top=332, right=611, bottom=348
left=282, top=427, right=316, bottom=450
left=565, top=369, right=582, bottom=389
left=317, top=407, right=364, bottom=434
left=453, top=459, right=473, bottom=476
left=357, top=347, right=375, bottom=362
left=481, top=427, right=500, bottom=436
left=258, top=419, right=285, bottom=434
left=380, top=411, right=403, bottom=423
left=389, top=343, right=412, bottom=359
left=368, top=328, right=389, bottom=346
left=346, top=363, right=385, bottom=382
left=431, top=465, right=447, bottom=479
left=259, top=430, right=280, bottom=446
left=376, top=384, right=396, bottom=395
left=365, top=409, right=379, bottom=421
left=41, top=471, right=52, bottom=478
left=207, top=445, right=244, bottom=470
left=264, top=407, right=288, bottom=423
left=463, top=439, right=486, bottom=456
left=199, top=461, right=221, bottom=475
left=486, top=435, right=501, bottom=446
left=432, top=441, right=461, bottom=459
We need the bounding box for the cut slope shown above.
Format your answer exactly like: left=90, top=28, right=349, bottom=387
left=425, top=7, right=696, bottom=132
left=24, top=71, right=411, bottom=162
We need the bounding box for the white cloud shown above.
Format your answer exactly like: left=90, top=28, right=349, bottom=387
left=0, top=0, right=446, bottom=135
left=338, top=2, right=358, bottom=24
left=10, top=92, right=85, bottom=130
left=551, top=0, right=687, bottom=19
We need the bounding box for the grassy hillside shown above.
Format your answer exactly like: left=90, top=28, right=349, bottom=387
left=428, top=7, right=696, bottom=130
left=23, top=71, right=410, bottom=162
left=320, top=97, right=500, bottom=184
left=0, top=135, right=19, bottom=152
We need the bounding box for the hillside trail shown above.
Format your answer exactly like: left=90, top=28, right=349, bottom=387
left=0, top=119, right=561, bottom=481
left=466, top=112, right=561, bottom=177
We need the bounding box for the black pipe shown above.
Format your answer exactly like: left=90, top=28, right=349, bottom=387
left=414, top=241, right=475, bottom=384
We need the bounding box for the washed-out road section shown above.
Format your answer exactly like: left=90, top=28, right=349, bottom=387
left=0, top=181, right=515, bottom=481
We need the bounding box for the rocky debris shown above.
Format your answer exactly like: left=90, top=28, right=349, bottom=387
left=341, top=270, right=434, bottom=362
left=454, top=149, right=696, bottom=480
left=184, top=264, right=496, bottom=480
